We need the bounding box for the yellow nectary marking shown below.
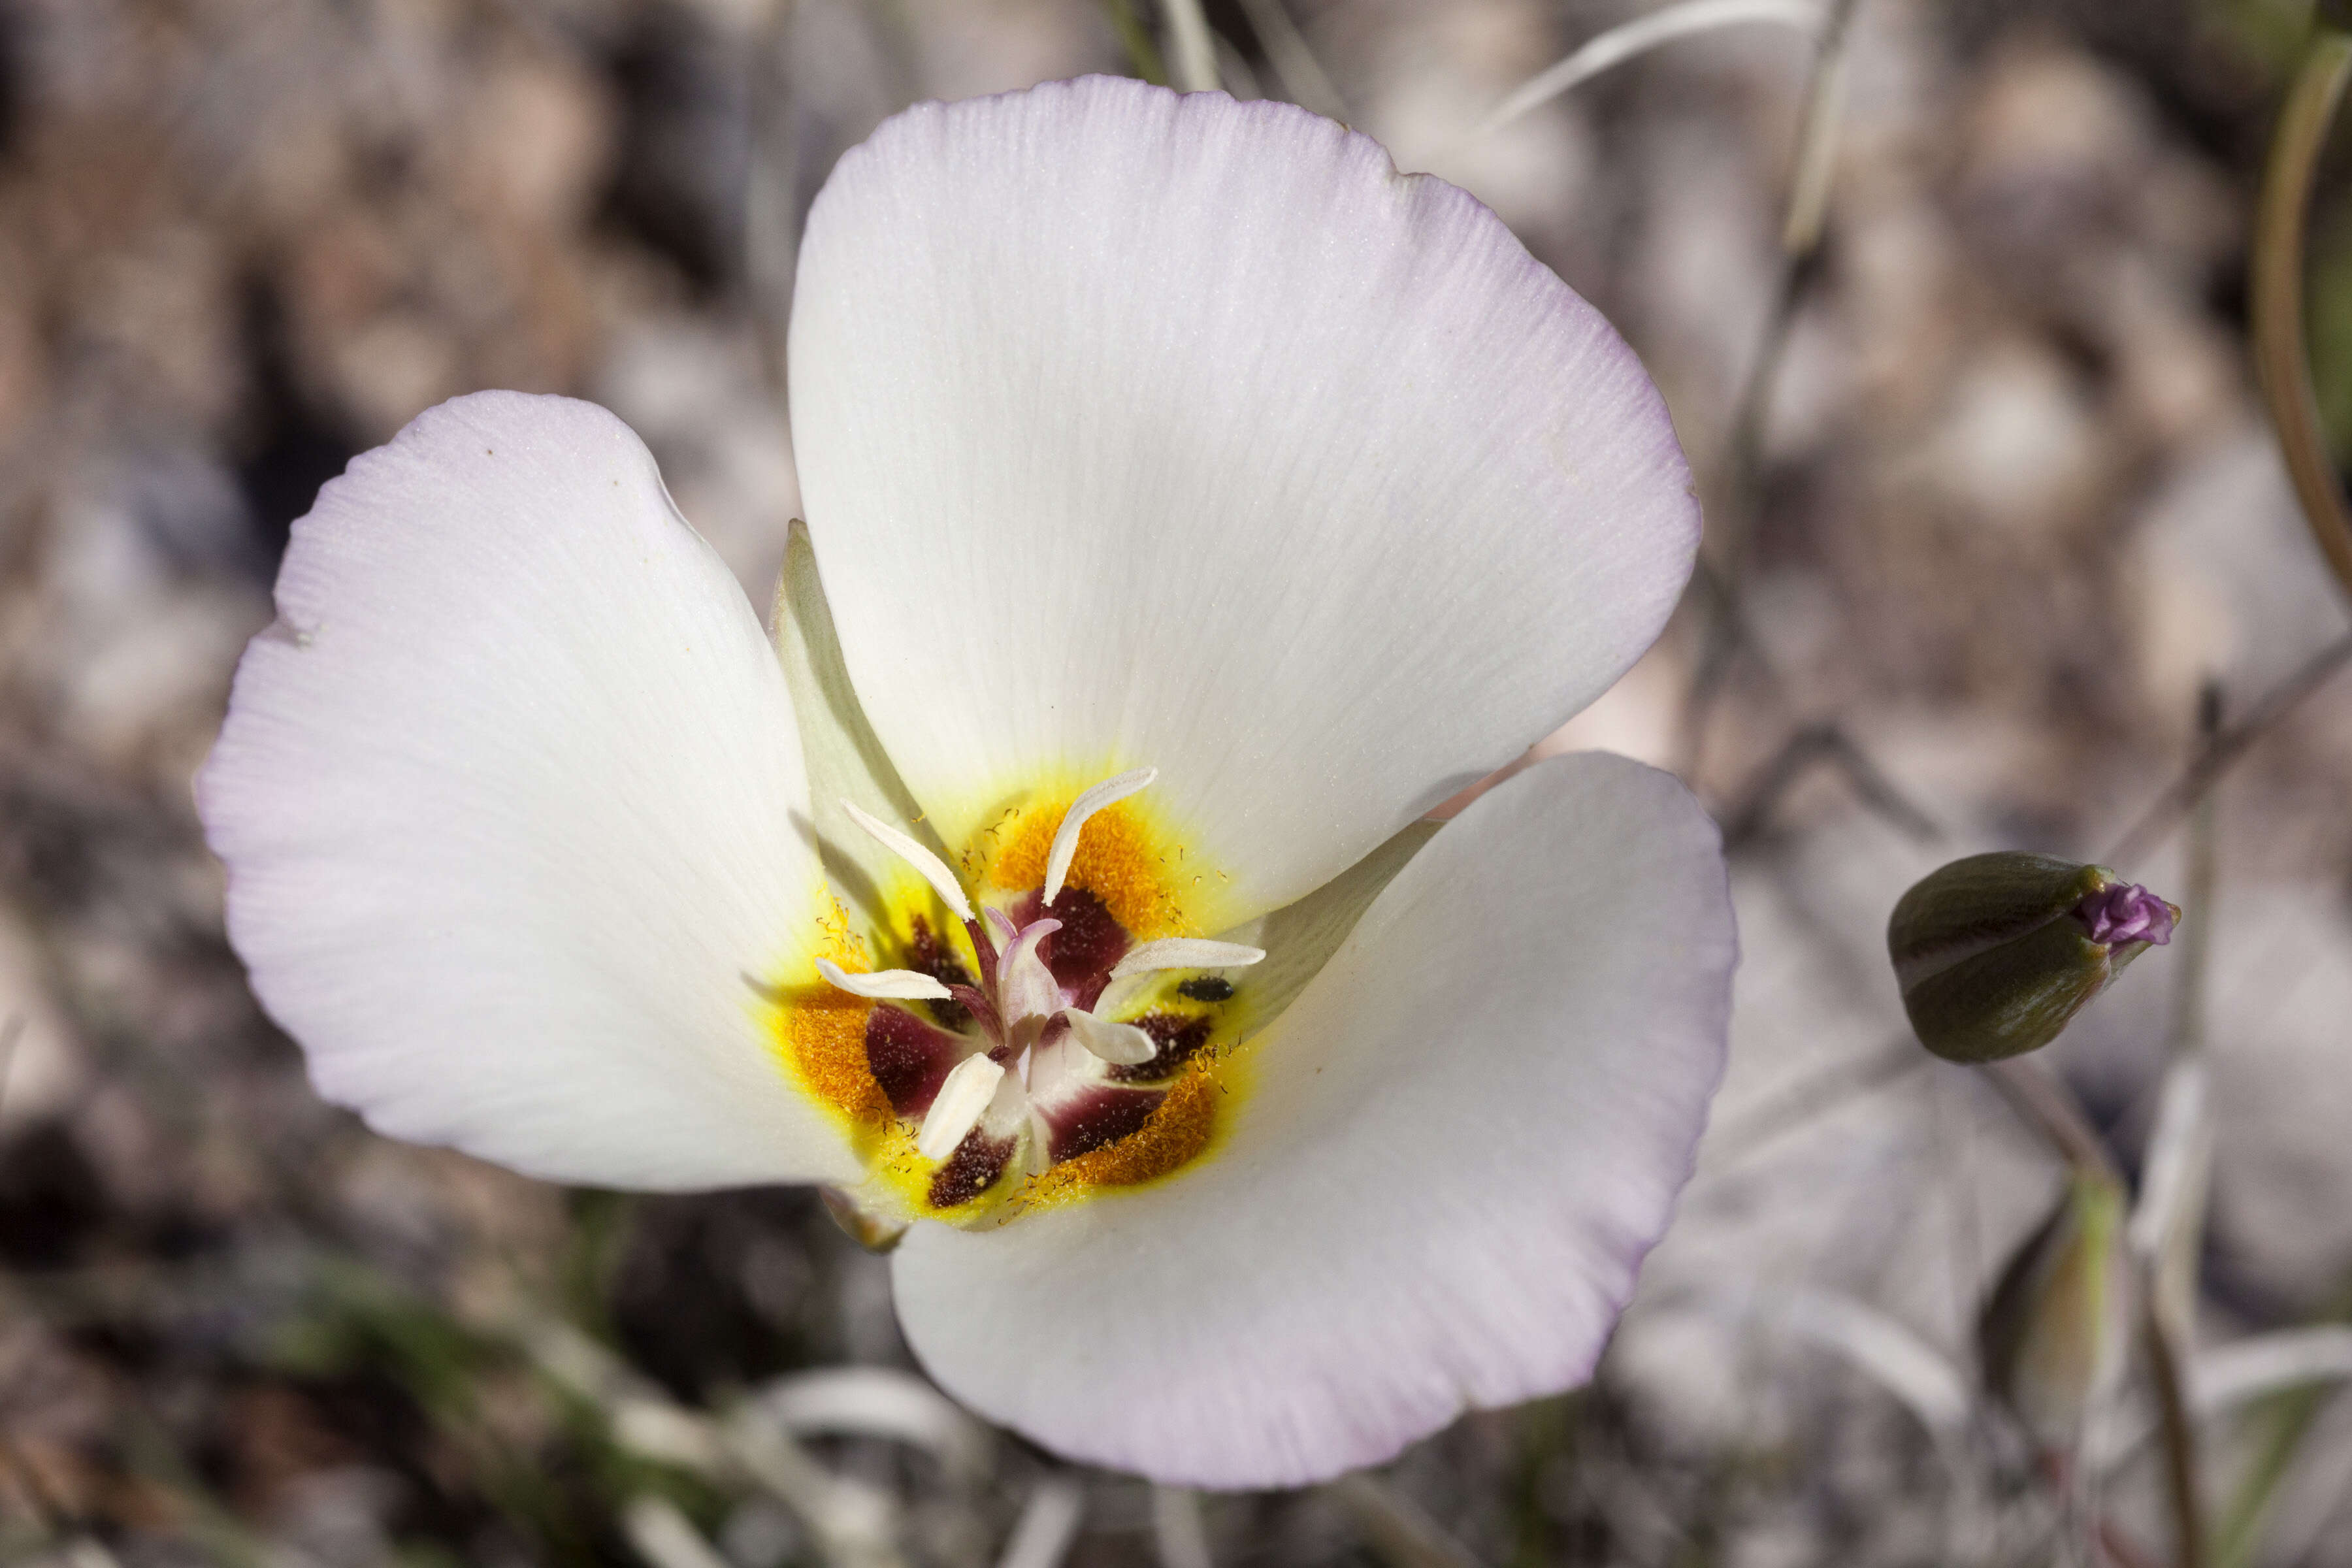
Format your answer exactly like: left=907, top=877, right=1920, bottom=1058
left=1024, top=1062, right=1225, bottom=1205
left=981, top=796, right=1188, bottom=939
left=781, top=991, right=888, bottom=1135
left=770, top=897, right=892, bottom=1143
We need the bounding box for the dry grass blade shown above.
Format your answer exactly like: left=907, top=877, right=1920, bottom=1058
left=1151, top=1486, right=1215, bottom=1568
left=755, top=1366, right=993, bottom=1485
left=2194, top=1328, right=2352, bottom=1411
left=1769, top=1289, right=1972, bottom=1440
left=519, top=1318, right=906, bottom=1566
left=996, top=1477, right=1086, bottom=1568
left=1467, top=0, right=1822, bottom=144
left=1326, top=1473, right=1486, bottom=1568
left=1233, top=0, right=1346, bottom=120
left=623, top=1496, right=734, bottom=1568
left=1162, top=0, right=1219, bottom=93
left=2092, top=1328, right=2352, bottom=1468
left=2102, top=634, right=2352, bottom=869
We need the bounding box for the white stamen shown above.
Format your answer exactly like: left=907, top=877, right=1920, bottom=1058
left=841, top=800, right=973, bottom=921
left=1043, top=767, right=1158, bottom=906
left=1060, top=1007, right=1158, bottom=1066
left=817, top=957, right=951, bottom=1001
left=997, top=919, right=1065, bottom=1032
left=918, top=1053, right=1005, bottom=1161
left=985, top=905, right=1020, bottom=943
left=1109, top=938, right=1267, bottom=979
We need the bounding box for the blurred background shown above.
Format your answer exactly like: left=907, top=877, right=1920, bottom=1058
left=4, top=0, right=2352, bottom=1563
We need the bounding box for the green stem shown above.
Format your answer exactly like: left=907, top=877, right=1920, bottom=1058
left=2252, top=27, right=2352, bottom=609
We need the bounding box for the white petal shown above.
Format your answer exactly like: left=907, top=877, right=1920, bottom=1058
left=1107, top=938, right=1267, bottom=981
left=816, top=958, right=953, bottom=1002
left=918, top=1053, right=1007, bottom=1162
left=1044, top=767, right=1157, bottom=906
left=1058, top=1009, right=1159, bottom=1068
left=891, top=753, right=1735, bottom=1486
left=199, top=393, right=857, bottom=1190
left=791, top=79, right=1697, bottom=926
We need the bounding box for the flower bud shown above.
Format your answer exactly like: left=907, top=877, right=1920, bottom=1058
left=1978, top=1169, right=2132, bottom=1450
left=1887, top=852, right=2178, bottom=1064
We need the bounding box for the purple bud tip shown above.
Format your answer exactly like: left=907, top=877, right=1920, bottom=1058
left=2075, top=882, right=2175, bottom=947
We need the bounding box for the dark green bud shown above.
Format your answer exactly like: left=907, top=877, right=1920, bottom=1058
left=1888, top=852, right=2178, bottom=1064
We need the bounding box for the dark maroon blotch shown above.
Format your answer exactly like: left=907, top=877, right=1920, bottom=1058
left=1005, top=886, right=1128, bottom=1009
left=1047, top=1085, right=1165, bottom=1162
left=1107, top=1011, right=1213, bottom=1084
left=864, top=1005, right=962, bottom=1116
left=906, top=915, right=979, bottom=1030
left=928, top=1132, right=1013, bottom=1209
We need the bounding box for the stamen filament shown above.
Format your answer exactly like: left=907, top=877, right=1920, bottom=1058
left=962, top=916, right=1002, bottom=993
left=1043, top=767, right=1158, bottom=906
left=1108, top=938, right=1266, bottom=979
left=817, top=958, right=952, bottom=1001
left=841, top=799, right=975, bottom=921
left=947, top=983, right=1004, bottom=1041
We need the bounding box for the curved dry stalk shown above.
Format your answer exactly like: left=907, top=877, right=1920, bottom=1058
left=0, top=1013, right=23, bottom=1119
left=1000, top=1478, right=1087, bottom=1568
left=624, top=1497, right=734, bottom=1568
left=2100, top=629, right=2352, bottom=872
left=1467, top=0, right=1824, bottom=146
left=1325, top=1474, right=1487, bottom=1568
left=2252, top=27, right=2352, bottom=608
left=1151, top=1486, right=1215, bottom=1568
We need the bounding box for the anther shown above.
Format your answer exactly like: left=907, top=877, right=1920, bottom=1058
left=841, top=799, right=974, bottom=921
left=1060, top=1007, right=1158, bottom=1066
left=918, top=1053, right=1005, bottom=1160
left=1043, top=767, right=1157, bottom=906
left=1109, top=937, right=1266, bottom=979
left=817, top=957, right=952, bottom=1001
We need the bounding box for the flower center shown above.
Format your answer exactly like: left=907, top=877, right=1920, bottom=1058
left=785, top=768, right=1261, bottom=1220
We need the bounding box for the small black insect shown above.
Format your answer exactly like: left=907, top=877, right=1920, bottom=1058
left=1176, top=976, right=1235, bottom=1002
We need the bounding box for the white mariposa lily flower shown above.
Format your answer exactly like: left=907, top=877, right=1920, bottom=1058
left=197, top=76, right=1736, bottom=1488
